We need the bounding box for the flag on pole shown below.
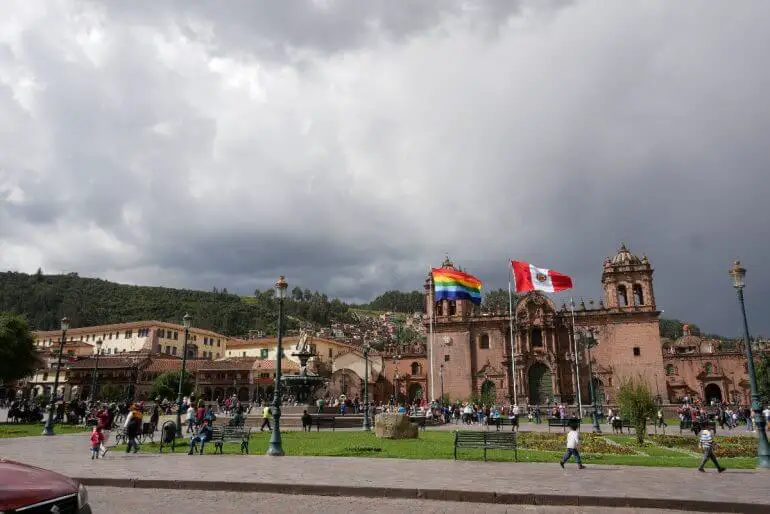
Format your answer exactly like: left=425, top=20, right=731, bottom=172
left=431, top=267, right=483, bottom=305
left=511, top=260, right=572, bottom=293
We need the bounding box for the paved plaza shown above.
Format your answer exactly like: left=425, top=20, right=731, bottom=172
left=1, top=433, right=767, bottom=512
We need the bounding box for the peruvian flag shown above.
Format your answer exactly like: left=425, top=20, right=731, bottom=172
left=512, top=260, right=573, bottom=293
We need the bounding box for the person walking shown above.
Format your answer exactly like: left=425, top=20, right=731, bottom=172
left=123, top=404, right=142, bottom=454
left=698, top=426, right=725, bottom=473
left=89, top=426, right=105, bottom=460
left=657, top=409, right=668, bottom=430
left=260, top=405, right=272, bottom=432
left=559, top=421, right=586, bottom=469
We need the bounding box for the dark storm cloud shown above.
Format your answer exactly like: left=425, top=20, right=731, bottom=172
left=1, top=0, right=770, bottom=337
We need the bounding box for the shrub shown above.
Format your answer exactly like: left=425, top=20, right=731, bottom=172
left=617, top=376, right=656, bottom=444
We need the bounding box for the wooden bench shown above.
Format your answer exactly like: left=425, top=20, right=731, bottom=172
left=492, top=417, right=518, bottom=431
left=210, top=425, right=252, bottom=454
left=315, top=416, right=337, bottom=431
left=611, top=419, right=633, bottom=434
left=547, top=418, right=579, bottom=432
left=453, top=431, right=517, bottom=462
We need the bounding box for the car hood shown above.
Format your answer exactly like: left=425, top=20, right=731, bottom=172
left=0, top=458, right=79, bottom=511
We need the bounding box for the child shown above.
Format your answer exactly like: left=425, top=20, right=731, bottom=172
left=90, top=426, right=105, bottom=460
left=559, top=421, right=586, bottom=469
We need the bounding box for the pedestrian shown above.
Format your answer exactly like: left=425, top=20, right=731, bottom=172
left=186, top=403, right=195, bottom=434
left=96, top=406, right=111, bottom=457
left=559, top=421, right=585, bottom=469
left=698, top=427, right=725, bottom=473
left=260, top=405, right=272, bottom=432
left=89, top=426, right=104, bottom=460
left=657, top=409, right=668, bottom=429
left=188, top=419, right=214, bottom=455
left=123, top=403, right=142, bottom=454
left=301, top=409, right=312, bottom=432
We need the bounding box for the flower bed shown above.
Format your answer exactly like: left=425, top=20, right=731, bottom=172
left=517, top=432, right=636, bottom=455
left=649, top=434, right=757, bottom=457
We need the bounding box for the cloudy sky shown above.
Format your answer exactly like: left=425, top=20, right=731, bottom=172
left=1, top=0, right=768, bottom=336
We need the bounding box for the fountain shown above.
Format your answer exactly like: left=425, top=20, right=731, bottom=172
left=280, top=330, right=327, bottom=405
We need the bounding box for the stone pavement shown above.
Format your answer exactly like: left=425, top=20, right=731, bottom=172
left=1, top=434, right=767, bottom=513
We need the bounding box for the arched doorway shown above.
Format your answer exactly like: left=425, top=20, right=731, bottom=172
left=528, top=363, right=552, bottom=405
left=592, top=378, right=605, bottom=404
left=203, top=387, right=212, bottom=401
left=408, top=383, right=423, bottom=403
left=480, top=380, right=496, bottom=405
left=704, top=383, right=722, bottom=405
left=238, top=387, right=249, bottom=401
left=213, top=387, right=224, bottom=401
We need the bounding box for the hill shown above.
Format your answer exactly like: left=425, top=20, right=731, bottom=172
left=0, top=270, right=355, bottom=336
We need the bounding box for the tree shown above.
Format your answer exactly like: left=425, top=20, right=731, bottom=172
left=0, top=312, right=39, bottom=384
left=755, top=353, right=770, bottom=406
left=99, top=383, right=124, bottom=402
left=149, top=371, right=194, bottom=401
left=617, top=376, right=657, bottom=444
left=483, top=288, right=516, bottom=313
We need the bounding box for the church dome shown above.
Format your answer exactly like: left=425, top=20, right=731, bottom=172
left=610, top=242, right=642, bottom=265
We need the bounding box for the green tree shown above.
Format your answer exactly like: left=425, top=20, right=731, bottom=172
left=617, top=376, right=657, bottom=444
left=0, top=312, right=39, bottom=383
left=149, top=371, right=194, bottom=401
left=755, top=353, right=770, bottom=406
left=483, top=288, right=516, bottom=313
left=362, top=290, right=424, bottom=313
left=99, top=383, right=124, bottom=402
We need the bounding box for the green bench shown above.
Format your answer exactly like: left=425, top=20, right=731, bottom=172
left=453, top=430, right=517, bottom=462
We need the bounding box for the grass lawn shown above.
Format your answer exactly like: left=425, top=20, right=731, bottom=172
left=129, top=430, right=758, bottom=469
left=0, top=423, right=89, bottom=438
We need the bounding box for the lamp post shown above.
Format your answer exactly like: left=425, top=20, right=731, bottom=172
left=89, top=340, right=103, bottom=404
left=583, top=330, right=601, bottom=433
left=42, top=316, right=69, bottom=436
left=175, top=313, right=192, bottom=437
left=729, top=261, right=770, bottom=468
left=439, top=364, right=444, bottom=408
left=392, top=354, right=401, bottom=406
left=267, top=275, right=288, bottom=456
left=362, top=341, right=371, bottom=431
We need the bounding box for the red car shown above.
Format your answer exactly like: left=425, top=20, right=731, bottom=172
left=0, top=458, right=91, bottom=513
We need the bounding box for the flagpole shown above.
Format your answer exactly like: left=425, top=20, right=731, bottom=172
left=508, top=265, right=517, bottom=406
left=569, top=297, right=583, bottom=419
left=429, top=268, right=435, bottom=404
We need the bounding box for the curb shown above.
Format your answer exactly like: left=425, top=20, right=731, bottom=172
left=76, top=477, right=766, bottom=513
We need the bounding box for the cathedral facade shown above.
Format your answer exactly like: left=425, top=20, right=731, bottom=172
left=424, top=244, right=667, bottom=407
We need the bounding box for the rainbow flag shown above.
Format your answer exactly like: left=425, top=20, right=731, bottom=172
left=431, top=267, right=483, bottom=305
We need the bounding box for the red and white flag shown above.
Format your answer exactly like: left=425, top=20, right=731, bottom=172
left=511, top=260, right=573, bottom=293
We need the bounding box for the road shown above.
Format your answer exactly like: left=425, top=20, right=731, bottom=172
left=87, top=487, right=704, bottom=514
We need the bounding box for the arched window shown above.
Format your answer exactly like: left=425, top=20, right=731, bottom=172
left=531, top=328, right=543, bottom=348
left=435, top=301, right=443, bottom=316
left=479, top=334, right=490, bottom=349
left=448, top=300, right=457, bottom=316
left=632, top=284, right=644, bottom=306
left=704, top=362, right=713, bottom=375
left=617, top=285, right=628, bottom=307
left=411, top=362, right=421, bottom=375
left=665, top=364, right=674, bottom=376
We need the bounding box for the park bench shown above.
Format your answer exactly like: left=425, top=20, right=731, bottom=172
left=685, top=420, right=717, bottom=435
left=491, top=417, right=518, bottom=431
left=408, top=416, right=429, bottom=431
left=453, top=430, right=518, bottom=462
left=611, top=419, right=633, bottom=434
left=315, top=416, right=337, bottom=431
left=547, top=418, right=579, bottom=432
left=210, top=425, right=252, bottom=455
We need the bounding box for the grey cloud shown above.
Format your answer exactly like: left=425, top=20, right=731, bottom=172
left=1, top=0, right=770, bottom=337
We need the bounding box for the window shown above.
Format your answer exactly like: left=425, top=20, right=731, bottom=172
left=260, top=373, right=270, bottom=379
left=165, top=345, right=171, bottom=354
left=632, top=284, right=644, bottom=306
left=217, top=339, right=221, bottom=347
left=531, top=328, right=543, bottom=348
left=479, top=334, right=490, bottom=349
left=108, top=333, right=112, bottom=340
left=260, top=349, right=269, bottom=359
left=243, top=352, right=246, bottom=357
left=204, top=337, right=208, bottom=345
left=411, top=362, right=421, bottom=375
left=125, top=330, right=132, bottom=338
left=444, top=354, right=450, bottom=362
left=633, top=347, right=640, bottom=356
left=617, top=285, right=628, bottom=307
left=155, top=344, right=161, bottom=353
left=329, top=348, right=333, bottom=357
left=435, top=301, right=444, bottom=316
left=665, top=364, right=674, bottom=376
left=448, top=300, right=457, bottom=316
left=158, top=329, right=165, bottom=338
left=172, top=346, right=177, bottom=355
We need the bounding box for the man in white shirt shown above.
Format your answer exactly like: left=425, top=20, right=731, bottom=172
left=559, top=421, right=586, bottom=469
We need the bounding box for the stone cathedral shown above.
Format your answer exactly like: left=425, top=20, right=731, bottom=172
left=424, top=243, right=666, bottom=406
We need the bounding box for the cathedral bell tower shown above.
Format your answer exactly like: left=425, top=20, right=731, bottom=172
left=601, top=243, right=656, bottom=311
left=424, top=256, right=475, bottom=319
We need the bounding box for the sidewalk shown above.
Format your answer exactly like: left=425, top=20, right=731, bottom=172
left=1, top=433, right=766, bottom=512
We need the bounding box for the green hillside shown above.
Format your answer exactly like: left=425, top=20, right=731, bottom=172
left=0, top=271, right=355, bottom=336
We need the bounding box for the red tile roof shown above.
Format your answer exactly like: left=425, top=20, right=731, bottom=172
left=33, top=320, right=231, bottom=339
left=252, top=359, right=300, bottom=371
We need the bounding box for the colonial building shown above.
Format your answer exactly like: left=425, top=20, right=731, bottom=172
left=424, top=244, right=667, bottom=406
left=33, top=321, right=232, bottom=360
left=662, top=325, right=767, bottom=406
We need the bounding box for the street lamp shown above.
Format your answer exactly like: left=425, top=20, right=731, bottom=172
left=89, top=340, right=103, bottom=404
left=176, top=313, right=192, bottom=437
left=582, top=330, right=601, bottom=433
left=439, top=364, right=445, bottom=408
left=267, top=275, right=288, bottom=457
left=362, top=340, right=371, bottom=431
left=392, top=354, right=401, bottom=406
left=729, top=261, right=770, bottom=468
left=42, top=316, right=69, bottom=436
